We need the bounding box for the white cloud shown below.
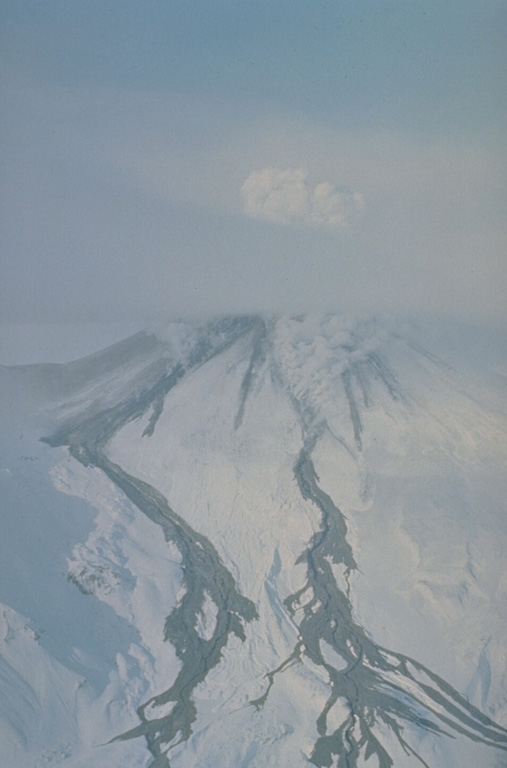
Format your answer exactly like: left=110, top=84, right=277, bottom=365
left=240, top=167, right=365, bottom=228
left=3, top=77, right=505, bottom=322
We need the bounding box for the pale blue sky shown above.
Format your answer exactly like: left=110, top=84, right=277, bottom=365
left=1, top=0, right=506, bottom=325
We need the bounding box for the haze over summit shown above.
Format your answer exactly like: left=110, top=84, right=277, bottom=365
left=1, top=1, right=506, bottom=333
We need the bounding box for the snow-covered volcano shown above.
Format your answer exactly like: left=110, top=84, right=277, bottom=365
left=1, top=315, right=506, bottom=768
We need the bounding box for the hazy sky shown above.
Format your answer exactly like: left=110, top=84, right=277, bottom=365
left=1, top=0, right=506, bottom=325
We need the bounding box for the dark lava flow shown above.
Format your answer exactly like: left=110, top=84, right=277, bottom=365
left=44, top=318, right=259, bottom=767
left=43, top=317, right=507, bottom=767
left=250, top=335, right=507, bottom=767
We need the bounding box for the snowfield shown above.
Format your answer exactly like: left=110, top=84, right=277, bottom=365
left=1, top=315, right=506, bottom=767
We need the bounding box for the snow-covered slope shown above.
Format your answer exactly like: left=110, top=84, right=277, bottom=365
left=1, top=316, right=506, bottom=768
